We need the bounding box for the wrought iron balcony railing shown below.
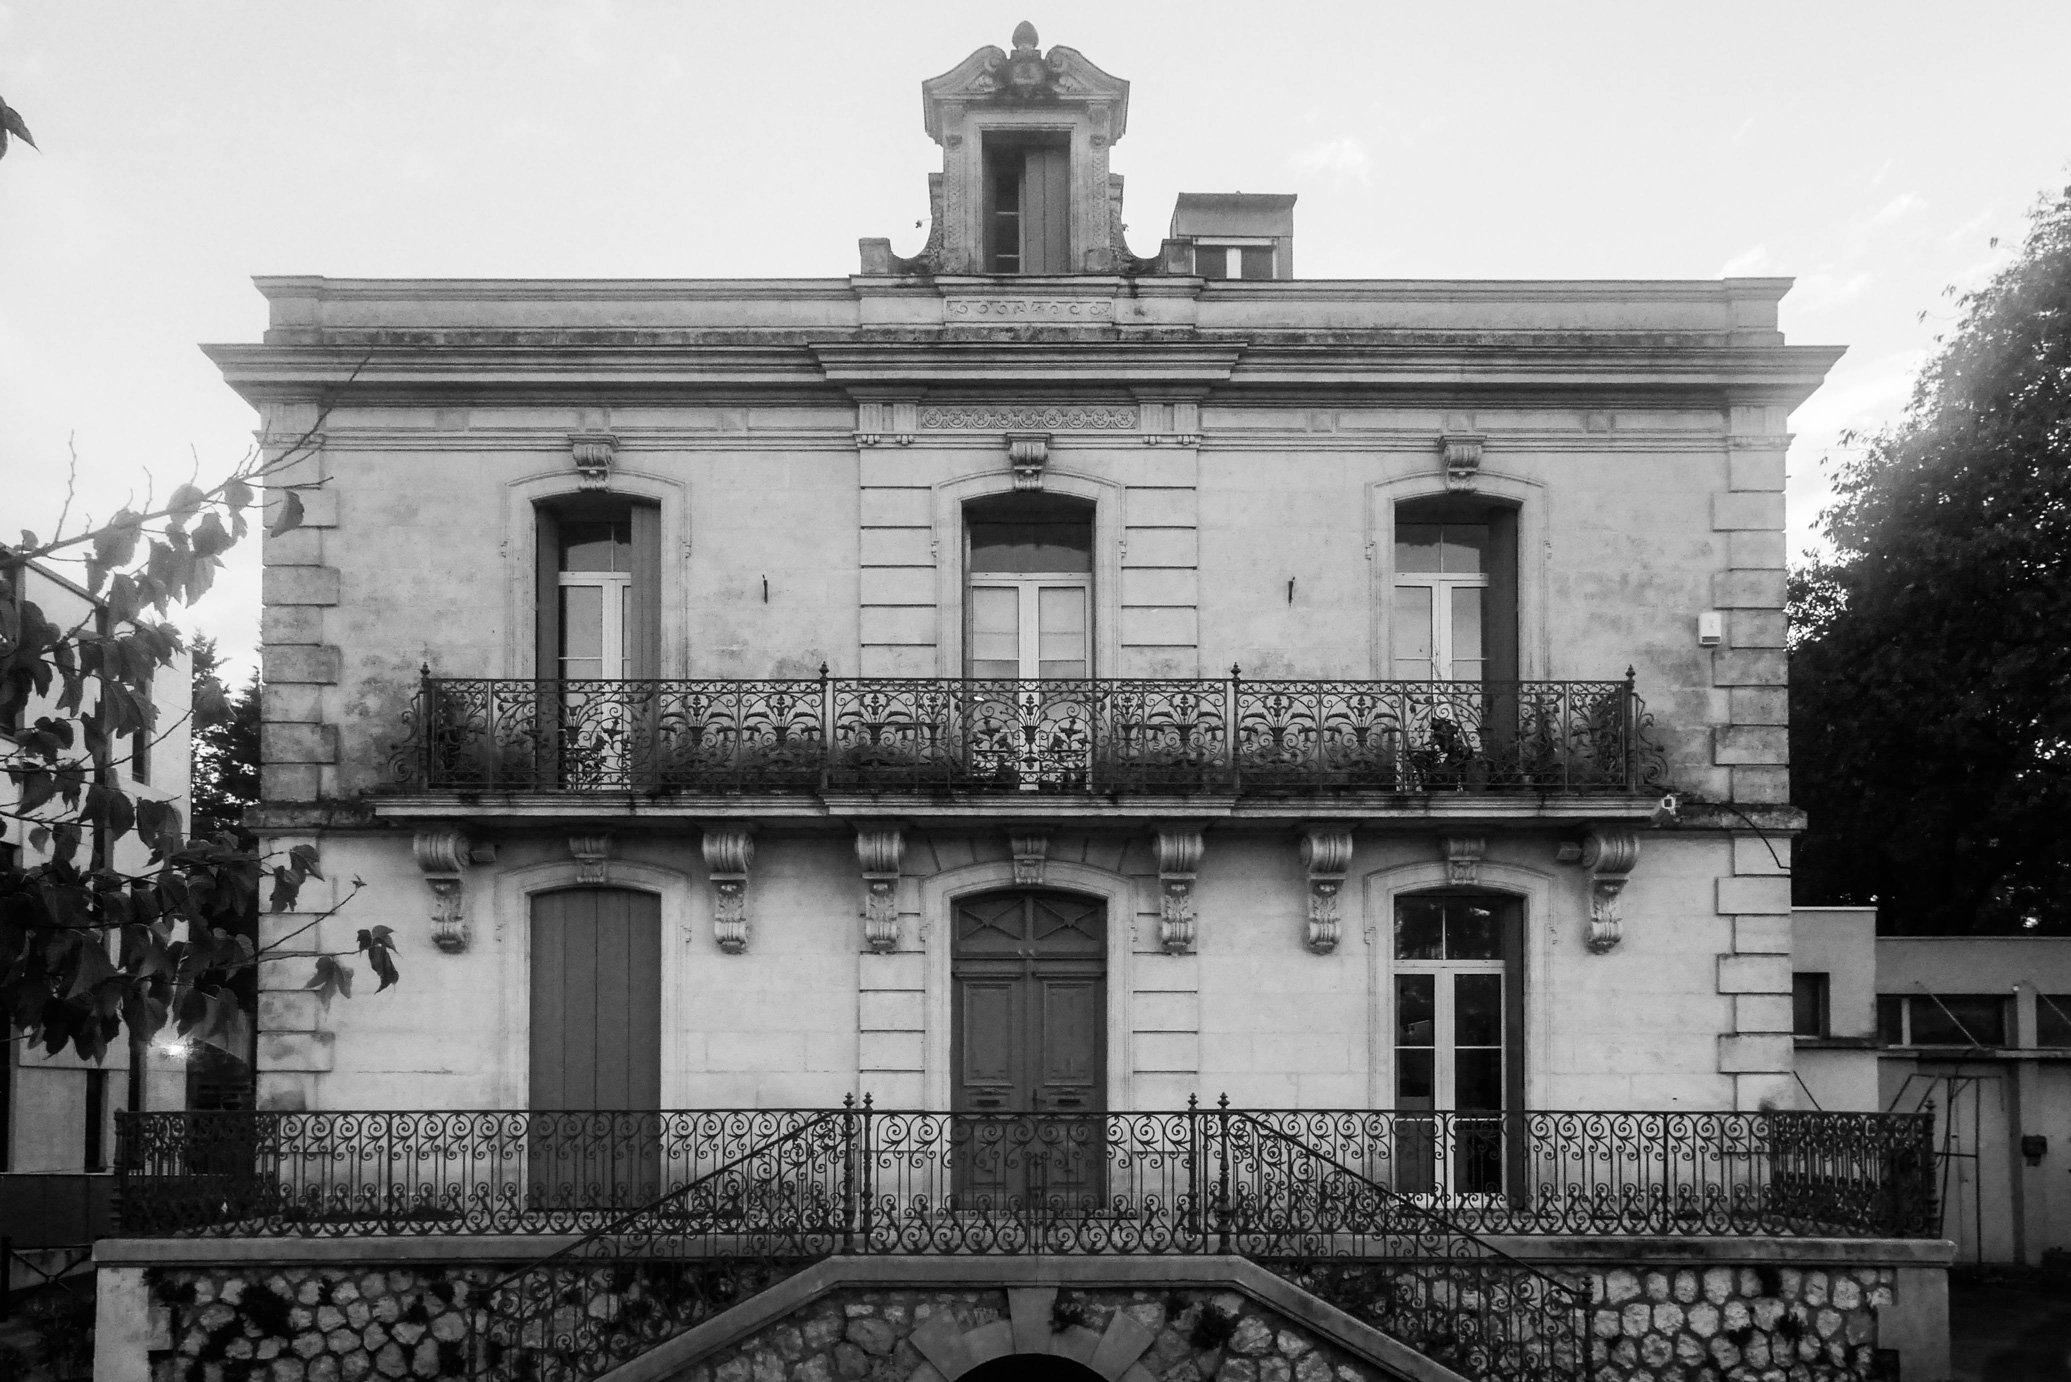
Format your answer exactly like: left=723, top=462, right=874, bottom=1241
left=391, top=672, right=1665, bottom=796
left=115, top=1105, right=1935, bottom=1241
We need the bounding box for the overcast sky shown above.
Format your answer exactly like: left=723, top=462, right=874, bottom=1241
left=3, top=1, right=2068, bottom=673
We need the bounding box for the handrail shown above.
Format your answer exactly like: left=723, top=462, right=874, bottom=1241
left=393, top=673, right=1665, bottom=796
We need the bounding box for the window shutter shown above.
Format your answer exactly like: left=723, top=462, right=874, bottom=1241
left=1023, top=146, right=1071, bottom=274
left=534, top=504, right=561, bottom=679
left=1486, top=507, right=1520, bottom=685
left=629, top=502, right=662, bottom=679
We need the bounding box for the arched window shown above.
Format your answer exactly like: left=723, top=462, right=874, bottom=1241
left=964, top=494, right=1094, bottom=679
left=1392, top=496, right=1518, bottom=685
left=535, top=496, right=660, bottom=681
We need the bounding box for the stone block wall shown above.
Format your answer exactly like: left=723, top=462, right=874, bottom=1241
left=1580, top=1264, right=1890, bottom=1381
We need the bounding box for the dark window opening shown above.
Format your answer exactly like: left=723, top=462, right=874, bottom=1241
left=84, top=1067, right=108, bottom=1171
left=1195, top=243, right=1276, bottom=280
left=2039, top=995, right=2071, bottom=1048
left=967, top=493, right=1094, bottom=573
left=1792, top=972, right=1830, bottom=1038
left=983, top=132, right=1070, bottom=274
left=1877, top=995, right=1904, bottom=1045
left=534, top=497, right=661, bottom=683
left=1887, top=993, right=2009, bottom=1047
left=1392, top=496, right=1517, bottom=686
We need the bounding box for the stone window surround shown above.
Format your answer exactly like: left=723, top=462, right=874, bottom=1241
left=1360, top=858, right=1561, bottom=1110
left=1365, top=468, right=1548, bottom=682
left=931, top=466, right=1126, bottom=678
left=487, top=858, right=701, bottom=1109
left=499, top=467, right=689, bottom=678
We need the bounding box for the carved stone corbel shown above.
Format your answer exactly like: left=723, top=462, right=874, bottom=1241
left=701, top=826, right=756, bottom=954
left=570, top=433, right=618, bottom=490
left=1441, top=835, right=1487, bottom=887
left=1007, top=433, right=1050, bottom=490
left=1300, top=826, right=1355, bottom=954
left=569, top=834, right=613, bottom=886
left=412, top=826, right=471, bottom=953
left=1153, top=825, right=1204, bottom=954
left=1580, top=827, right=1640, bottom=953
left=855, top=825, right=906, bottom=953
left=1009, top=831, right=1050, bottom=886
left=1440, top=433, right=1486, bottom=492
left=855, top=399, right=918, bottom=448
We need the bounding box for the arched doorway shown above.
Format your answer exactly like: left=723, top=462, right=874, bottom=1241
left=951, top=888, right=1107, bottom=1205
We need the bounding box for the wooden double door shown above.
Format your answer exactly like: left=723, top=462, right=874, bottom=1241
left=950, top=889, right=1107, bottom=1207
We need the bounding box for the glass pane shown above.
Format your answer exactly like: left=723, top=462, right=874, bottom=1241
left=1446, top=900, right=1502, bottom=960
left=560, top=519, right=629, bottom=573
left=1877, top=996, right=1904, bottom=1045
left=969, top=586, right=1020, bottom=678
left=2038, top=997, right=2071, bottom=1047
left=1910, top=995, right=2006, bottom=1046
left=1393, top=586, right=1432, bottom=679
left=1395, top=524, right=1441, bottom=573
left=1440, top=524, right=1488, bottom=573
left=1450, top=588, right=1484, bottom=673
left=1239, top=246, right=1274, bottom=279
left=1396, top=1050, right=1434, bottom=1107
left=561, top=586, right=603, bottom=663
left=1395, top=899, right=1445, bottom=960
left=1455, top=974, right=1503, bottom=1047
left=1395, top=975, right=1435, bottom=1047
left=1036, top=586, right=1087, bottom=679
left=969, top=521, right=1093, bottom=573
left=1454, top=1049, right=1503, bottom=1112
left=1197, top=244, right=1229, bottom=279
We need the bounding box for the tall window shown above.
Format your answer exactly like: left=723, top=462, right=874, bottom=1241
left=966, top=495, right=1093, bottom=679
left=1392, top=498, right=1518, bottom=684
left=1393, top=892, right=1524, bottom=1195
left=984, top=133, right=1070, bottom=274
left=535, top=498, right=660, bottom=682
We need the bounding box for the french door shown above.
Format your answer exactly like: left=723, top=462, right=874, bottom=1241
left=1393, top=892, right=1521, bottom=1196
left=967, top=578, right=1091, bottom=787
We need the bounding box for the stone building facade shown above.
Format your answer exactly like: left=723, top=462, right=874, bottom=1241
left=96, top=25, right=1954, bottom=1382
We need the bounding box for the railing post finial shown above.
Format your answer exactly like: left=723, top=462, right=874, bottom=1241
left=862, top=1092, right=874, bottom=1109
left=1187, top=1093, right=1197, bottom=1111
left=820, top=662, right=830, bottom=680
left=843, top=1092, right=855, bottom=1109
left=1218, top=1092, right=1230, bottom=1110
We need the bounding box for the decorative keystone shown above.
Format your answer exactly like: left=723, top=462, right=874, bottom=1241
left=570, top=433, right=618, bottom=490
left=1152, top=824, right=1204, bottom=954
left=1440, top=433, right=1487, bottom=492
left=701, top=825, right=757, bottom=954
left=1441, top=835, right=1486, bottom=887
left=412, top=826, right=472, bottom=953
left=1009, top=831, right=1050, bottom=886
left=569, top=834, right=613, bottom=886
left=1007, top=433, right=1051, bottom=490
left=1301, top=826, right=1355, bottom=954
left=855, top=825, right=907, bottom=953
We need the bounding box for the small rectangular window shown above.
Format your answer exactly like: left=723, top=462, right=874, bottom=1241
left=1239, top=246, right=1275, bottom=280
left=2036, top=995, right=2071, bottom=1048
left=1909, top=994, right=2007, bottom=1047
left=1877, top=995, right=1905, bottom=1045
left=1792, top=973, right=1829, bottom=1038
left=84, top=1067, right=108, bottom=1171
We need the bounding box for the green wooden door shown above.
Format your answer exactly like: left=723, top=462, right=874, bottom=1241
left=529, top=887, right=662, bottom=1210
left=951, top=890, right=1106, bottom=1208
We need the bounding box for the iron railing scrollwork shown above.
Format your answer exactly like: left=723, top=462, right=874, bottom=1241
left=116, top=1106, right=1936, bottom=1241
left=390, top=672, right=1667, bottom=796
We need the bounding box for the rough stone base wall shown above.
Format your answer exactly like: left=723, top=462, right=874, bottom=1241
left=1581, top=1265, right=1892, bottom=1382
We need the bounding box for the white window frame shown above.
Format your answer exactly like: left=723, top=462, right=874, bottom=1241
left=557, top=570, right=632, bottom=682
left=1392, top=571, right=1488, bottom=682
left=966, top=576, right=1091, bottom=679
left=1193, top=236, right=1276, bottom=279
left=1393, top=957, right=1508, bottom=1114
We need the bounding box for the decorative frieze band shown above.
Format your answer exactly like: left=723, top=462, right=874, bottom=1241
left=920, top=405, right=1137, bottom=431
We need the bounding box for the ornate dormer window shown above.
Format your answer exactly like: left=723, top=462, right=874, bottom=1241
left=865, top=22, right=1146, bottom=276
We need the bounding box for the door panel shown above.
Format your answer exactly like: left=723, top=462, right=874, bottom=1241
left=529, top=888, right=662, bottom=1209
left=950, top=890, right=1107, bottom=1208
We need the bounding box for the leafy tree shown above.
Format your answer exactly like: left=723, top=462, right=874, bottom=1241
left=1791, top=184, right=2071, bottom=935
left=189, top=637, right=260, bottom=846
left=2, top=416, right=397, bottom=1063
